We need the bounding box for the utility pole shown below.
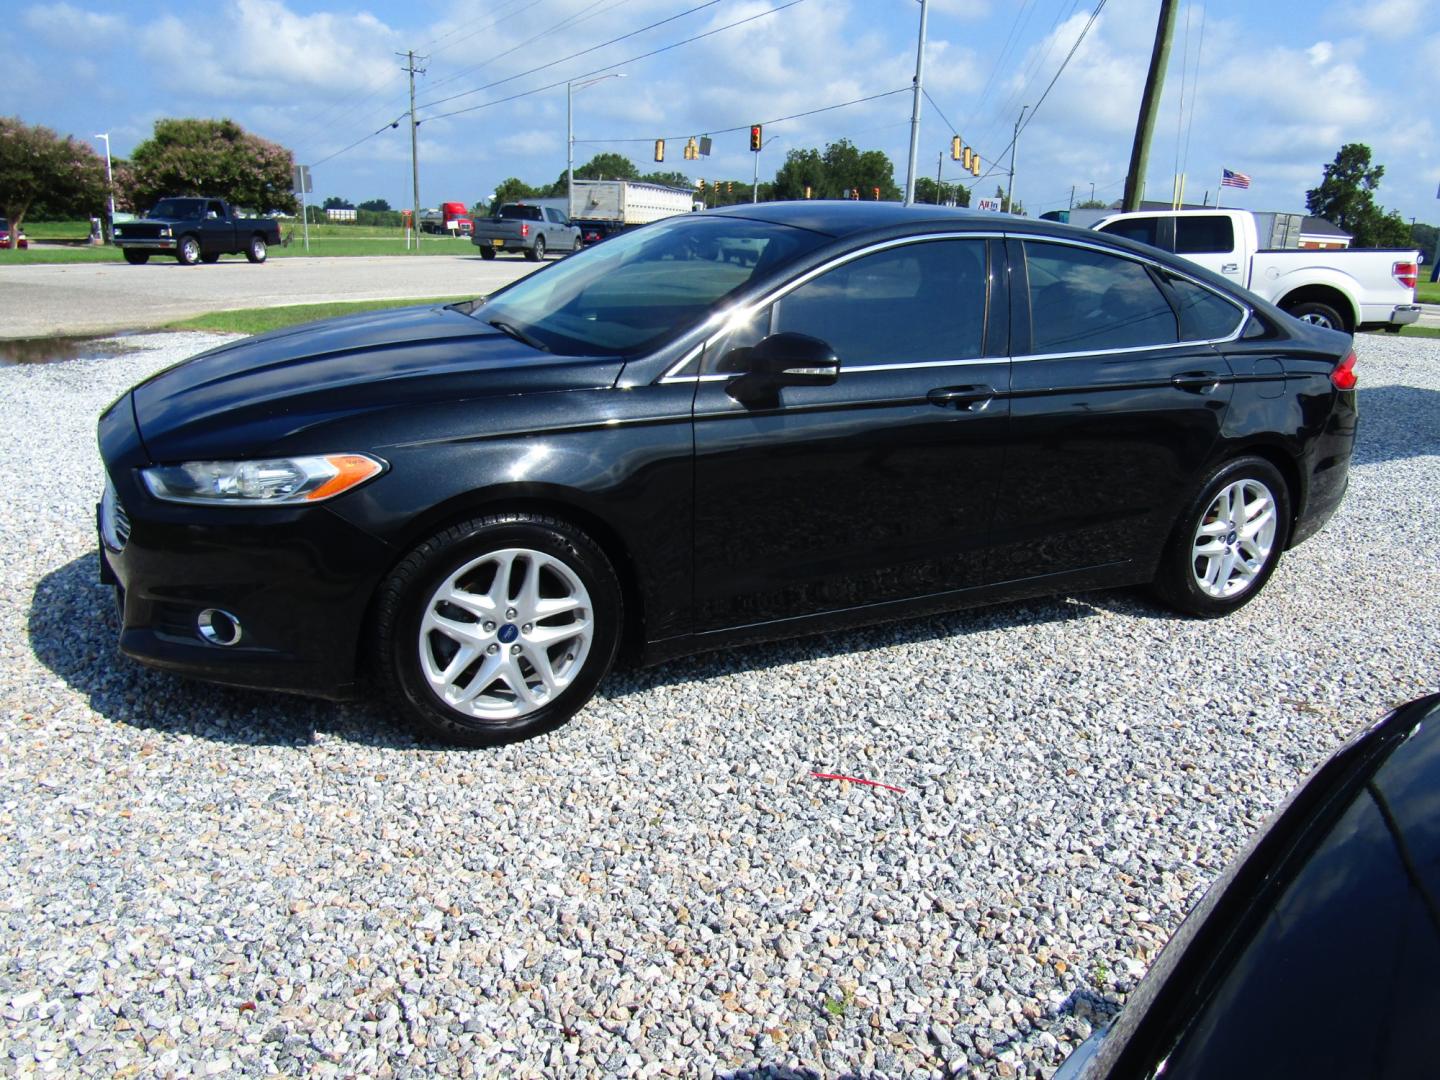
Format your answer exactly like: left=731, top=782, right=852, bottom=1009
left=399, top=50, right=427, bottom=250
left=1005, top=105, right=1028, bottom=214
left=1122, top=0, right=1179, bottom=212
left=94, top=134, right=115, bottom=242
left=937, top=152, right=943, bottom=205
left=1069, top=184, right=1075, bottom=210
left=904, top=0, right=929, bottom=206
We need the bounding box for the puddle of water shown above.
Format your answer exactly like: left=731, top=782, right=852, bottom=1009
left=0, top=335, right=145, bottom=367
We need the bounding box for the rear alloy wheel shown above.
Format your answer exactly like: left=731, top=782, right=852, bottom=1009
left=1284, top=300, right=1345, bottom=332
left=571, top=236, right=582, bottom=254
left=122, top=250, right=149, bottom=265
left=526, top=235, right=546, bottom=262
left=1152, top=456, right=1291, bottom=617
left=176, top=236, right=201, bottom=266
left=246, top=235, right=268, bottom=263
left=376, top=513, right=622, bottom=746
left=479, top=246, right=496, bottom=260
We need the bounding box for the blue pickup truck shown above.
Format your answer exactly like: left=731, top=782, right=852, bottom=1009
left=113, top=197, right=282, bottom=266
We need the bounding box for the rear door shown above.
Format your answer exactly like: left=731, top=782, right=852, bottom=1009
left=689, top=235, right=1011, bottom=632
left=992, top=237, right=1238, bottom=582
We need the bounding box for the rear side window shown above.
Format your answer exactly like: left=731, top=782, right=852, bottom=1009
left=1098, top=216, right=1160, bottom=248
left=1175, top=215, right=1235, bottom=254
left=1024, top=242, right=1177, bottom=353
left=768, top=239, right=988, bottom=367
left=1157, top=270, right=1246, bottom=340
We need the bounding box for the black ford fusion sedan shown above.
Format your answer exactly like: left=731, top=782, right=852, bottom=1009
left=97, top=202, right=1357, bottom=746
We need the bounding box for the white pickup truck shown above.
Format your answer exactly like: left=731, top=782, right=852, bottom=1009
left=1092, top=208, right=1420, bottom=333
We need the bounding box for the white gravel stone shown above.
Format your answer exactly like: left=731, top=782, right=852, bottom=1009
left=0, top=331, right=1436, bottom=1077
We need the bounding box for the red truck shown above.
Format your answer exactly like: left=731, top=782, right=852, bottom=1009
left=419, top=202, right=472, bottom=236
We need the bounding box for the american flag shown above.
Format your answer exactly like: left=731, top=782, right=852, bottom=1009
left=1221, top=169, right=1251, bottom=189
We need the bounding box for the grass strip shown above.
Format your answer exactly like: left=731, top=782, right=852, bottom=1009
left=165, top=296, right=474, bottom=335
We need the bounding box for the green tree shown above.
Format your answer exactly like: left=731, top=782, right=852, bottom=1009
left=994, top=185, right=1025, bottom=216
left=322, top=195, right=351, bottom=210
left=358, top=197, right=391, bottom=212
left=490, top=177, right=542, bottom=206
left=638, top=171, right=692, bottom=188
left=914, top=177, right=971, bottom=206
left=770, top=141, right=901, bottom=201
left=546, top=152, right=642, bottom=196
left=1073, top=198, right=1109, bottom=209
left=1306, top=143, right=1410, bottom=248
left=124, top=118, right=298, bottom=214
left=0, top=116, right=108, bottom=246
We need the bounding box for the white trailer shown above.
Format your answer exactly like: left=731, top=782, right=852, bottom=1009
left=569, top=180, right=697, bottom=243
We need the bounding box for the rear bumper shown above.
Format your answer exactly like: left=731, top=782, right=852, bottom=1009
left=1358, top=303, right=1421, bottom=328
left=1388, top=304, right=1421, bottom=326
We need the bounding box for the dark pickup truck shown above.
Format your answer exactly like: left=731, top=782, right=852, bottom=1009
left=112, top=197, right=282, bottom=266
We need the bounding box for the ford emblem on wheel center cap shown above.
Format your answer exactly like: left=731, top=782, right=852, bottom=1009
left=498, top=623, right=519, bottom=644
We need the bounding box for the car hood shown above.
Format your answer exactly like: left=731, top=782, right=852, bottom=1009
left=132, top=303, right=623, bottom=461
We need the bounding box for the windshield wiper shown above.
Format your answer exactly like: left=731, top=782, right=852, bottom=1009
left=487, top=319, right=550, bottom=353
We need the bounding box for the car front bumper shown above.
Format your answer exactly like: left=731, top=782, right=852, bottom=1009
left=97, top=475, right=395, bottom=700
left=115, top=239, right=178, bottom=250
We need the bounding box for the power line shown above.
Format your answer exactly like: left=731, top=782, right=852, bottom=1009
left=418, top=0, right=807, bottom=124
left=572, top=87, right=910, bottom=145
left=920, top=88, right=995, bottom=173
left=417, top=0, right=730, bottom=112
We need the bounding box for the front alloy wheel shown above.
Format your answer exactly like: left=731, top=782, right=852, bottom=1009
left=376, top=514, right=622, bottom=746
left=176, top=236, right=201, bottom=265
left=1152, top=456, right=1291, bottom=617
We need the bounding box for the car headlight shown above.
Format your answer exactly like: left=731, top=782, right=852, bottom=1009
left=159, top=226, right=172, bottom=237
left=141, top=453, right=385, bottom=505
left=113, top=227, right=124, bottom=237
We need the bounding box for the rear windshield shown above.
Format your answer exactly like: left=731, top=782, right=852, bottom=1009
left=497, top=205, right=543, bottom=221
left=149, top=199, right=206, bottom=220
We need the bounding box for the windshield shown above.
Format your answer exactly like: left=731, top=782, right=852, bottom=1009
left=149, top=199, right=205, bottom=220
left=477, top=215, right=829, bottom=357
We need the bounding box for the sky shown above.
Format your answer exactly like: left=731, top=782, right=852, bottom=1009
left=9, top=0, right=1439, bottom=226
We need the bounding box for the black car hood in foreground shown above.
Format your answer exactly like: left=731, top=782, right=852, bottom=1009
left=132, top=303, right=623, bottom=462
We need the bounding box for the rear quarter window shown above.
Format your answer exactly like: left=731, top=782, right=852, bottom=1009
left=1157, top=270, right=1246, bottom=340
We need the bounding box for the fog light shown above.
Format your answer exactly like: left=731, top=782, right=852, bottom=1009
left=197, top=608, right=243, bottom=646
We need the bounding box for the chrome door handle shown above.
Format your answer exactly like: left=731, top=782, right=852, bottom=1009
left=927, top=385, right=995, bottom=410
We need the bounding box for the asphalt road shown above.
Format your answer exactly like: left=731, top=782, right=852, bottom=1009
left=0, top=255, right=542, bottom=339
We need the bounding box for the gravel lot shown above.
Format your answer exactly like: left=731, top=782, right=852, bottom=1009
left=1, top=332, right=1436, bottom=1079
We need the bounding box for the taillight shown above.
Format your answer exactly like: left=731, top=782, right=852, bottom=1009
left=1331, top=349, right=1357, bottom=390
left=520, top=223, right=530, bottom=238
left=1393, top=261, right=1418, bottom=290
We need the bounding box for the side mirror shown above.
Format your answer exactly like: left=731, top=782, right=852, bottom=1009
left=722, top=332, right=840, bottom=406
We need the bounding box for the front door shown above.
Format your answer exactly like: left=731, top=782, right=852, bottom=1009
left=690, top=236, right=1011, bottom=633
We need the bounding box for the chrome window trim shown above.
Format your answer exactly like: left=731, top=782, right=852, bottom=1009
left=656, top=229, right=1252, bottom=384
left=658, top=232, right=994, bottom=383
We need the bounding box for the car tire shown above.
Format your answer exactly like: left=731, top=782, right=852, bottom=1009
left=479, top=246, right=496, bottom=260
left=1151, top=456, right=1291, bottom=618
left=201, top=252, right=221, bottom=264
left=1383, top=324, right=1403, bottom=334
left=176, top=236, right=201, bottom=266
left=526, top=235, right=546, bottom=262
left=374, top=513, right=623, bottom=747
left=571, top=236, right=582, bottom=254
left=246, top=235, right=268, bottom=263
left=122, top=250, right=150, bottom=265
left=1283, top=300, right=1345, bottom=332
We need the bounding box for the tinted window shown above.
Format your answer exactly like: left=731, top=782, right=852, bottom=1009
left=1099, top=216, right=1160, bottom=247
left=498, top=205, right=543, bottom=221
left=768, top=240, right=987, bottom=367
left=150, top=199, right=205, bottom=220
left=1024, top=242, right=1177, bottom=353
left=1175, top=214, right=1235, bottom=254
left=1161, top=720, right=1440, bottom=1079
left=1157, top=271, right=1245, bottom=340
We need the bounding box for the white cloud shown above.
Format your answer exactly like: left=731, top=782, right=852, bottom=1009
left=22, top=3, right=121, bottom=47
left=1338, top=0, right=1428, bottom=40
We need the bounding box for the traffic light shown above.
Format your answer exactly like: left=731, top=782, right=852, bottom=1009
left=951, top=136, right=962, bottom=161
left=685, top=138, right=698, bottom=161
left=750, top=124, right=762, bottom=152
left=962, top=146, right=972, bottom=171
left=971, top=153, right=981, bottom=177
left=803, top=185, right=812, bottom=199
left=727, top=181, right=734, bottom=195
left=654, top=139, right=665, bottom=163
left=872, top=186, right=880, bottom=200
left=697, top=179, right=706, bottom=193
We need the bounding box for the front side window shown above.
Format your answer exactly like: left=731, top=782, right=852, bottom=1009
left=1024, top=242, right=1178, bottom=353
left=763, top=240, right=988, bottom=368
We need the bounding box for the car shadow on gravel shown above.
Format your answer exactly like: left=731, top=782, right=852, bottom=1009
left=28, top=556, right=416, bottom=749
left=1352, top=385, right=1440, bottom=466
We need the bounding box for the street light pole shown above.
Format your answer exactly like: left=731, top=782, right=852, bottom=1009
left=567, top=73, right=625, bottom=220
left=1005, top=105, right=1028, bottom=214
left=94, top=133, right=114, bottom=243
left=903, top=0, right=930, bottom=206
